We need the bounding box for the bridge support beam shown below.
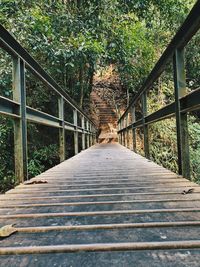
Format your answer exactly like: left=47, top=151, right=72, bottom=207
left=58, top=97, right=65, bottom=162
left=13, top=57, right=28, bottom=183
left=173, top=48, right=190, bottom=178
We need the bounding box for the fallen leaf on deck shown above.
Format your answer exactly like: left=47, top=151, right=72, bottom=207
left=24, top=180, right=48, bottom=185
left=0, top=224, right=17, bottom=237
left=181, top=188, right=194, bottom=195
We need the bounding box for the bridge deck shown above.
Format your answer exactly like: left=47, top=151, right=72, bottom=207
left=1, top=143, right=200, bottom=266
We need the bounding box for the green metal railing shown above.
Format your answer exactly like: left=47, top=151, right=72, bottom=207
left=0, top=25, right=96, bottom=183
left=118, top=0, right=200, bottom=179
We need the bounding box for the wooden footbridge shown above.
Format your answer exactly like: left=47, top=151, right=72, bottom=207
left=1, top=1, right=200, bottom=266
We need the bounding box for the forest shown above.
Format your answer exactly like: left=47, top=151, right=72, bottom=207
left=0, top=0, right=200, bottom=192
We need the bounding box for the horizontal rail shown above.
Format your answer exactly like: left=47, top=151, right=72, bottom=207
left=118, top=88, right=200, bottom=133
left=0, top=25, right=93, bottom=124
left=0, top=96, right=91, bottom=133
left=0, top=96, right=20, bottom=118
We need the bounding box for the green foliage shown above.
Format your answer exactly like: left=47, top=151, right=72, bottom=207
left=106, top=15, right=155, bottom=92
left=149, top=119, right=178, bottom=174
left=188, top=116, right=200, bottom=182
left=0, top=117, right=15, bottom=193
left=28, top=144, right=59, bottom=178
left=0, top=0, right=194, bottom=102
left=186, top=32, right=200, bottom=90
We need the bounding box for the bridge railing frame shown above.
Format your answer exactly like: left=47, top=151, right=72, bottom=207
left=118, top=0, right=200, bottom=179
left=0, top=25, right=97, bottom=183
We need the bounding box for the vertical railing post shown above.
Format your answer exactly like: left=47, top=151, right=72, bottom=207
left=58, top=96, right=65, bottom=162
left=132, top=106, right=136, bottom=152
left=123, top=118, right=126, bottom=147
left=13, top=57, right=28, bottom=182
left=92, top=126, right=96, bottom=145
left=121, top=119, right=124, bottom=146
left=86, top=121, right=90, bottom=148
left=94, top=129, right=96, bottom=144
left=118, top=120, right=121, bottom=144
left=90, top=125, right=93, bottom=145
left=123, top=119, right=125, bottom=146
left=88, top=124, right=90, bottom=147
left=81, top=116, right=85, bottom=150
left=173, top=48, right=190, bottom=178
left=126, top=114, right=129, bottom=148
left=142, top=92, right=149, bottom=158
left=118, top=132, right=121, bottom=145
left=89, top=124, right=93, bottom=146
left=121, top=120, right=123, bottom=145
left=73, top=109, right=78, bottom=155
left=120, top=120, right=123, bottom=145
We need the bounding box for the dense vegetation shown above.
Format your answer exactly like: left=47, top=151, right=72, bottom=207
left=0, top=0, right=200, bottom=192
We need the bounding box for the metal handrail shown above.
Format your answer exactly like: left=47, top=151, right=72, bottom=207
left=118, top=0, right=200, bottom=179
left=0, top=25, right=97, bottom=183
